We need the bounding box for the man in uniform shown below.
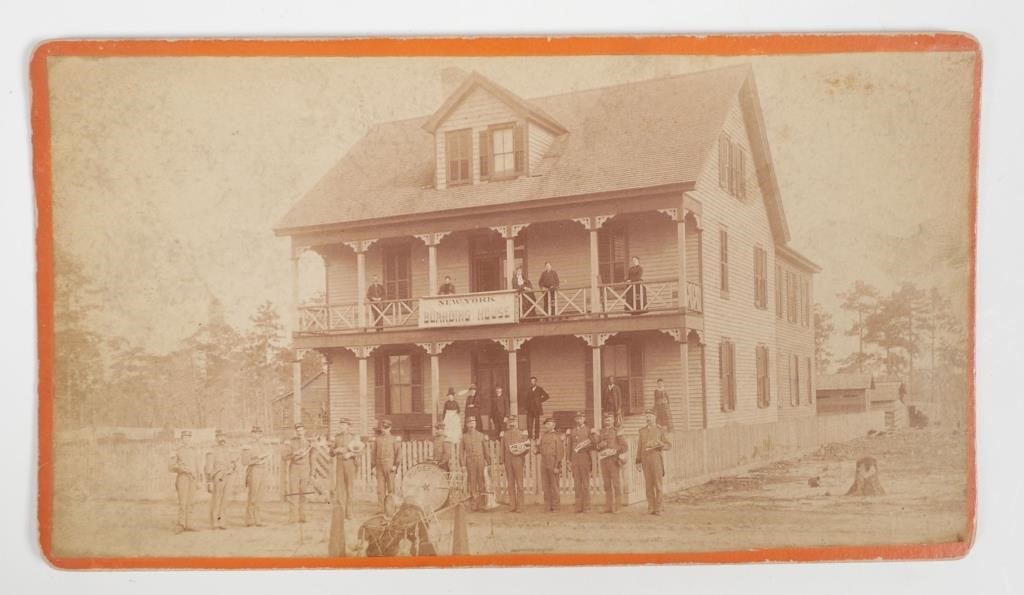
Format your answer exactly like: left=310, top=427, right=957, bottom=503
left=241, top=425, right=270, bottom=527
left=367, top=274, right=386, bottom=331
left=537, top=417, right=564, bottom=512
left=204, top=429, right=236, bottom=530
left=372, top=419, right=401, bottom=510
left=596, top=413, right=627, bottom=513
left=464, top=383, right=483, bottom=431
left=283, top=422, right=313, bottom=523
left=566, top=411, right=597, bottom=513
left=603, top=376, right=623, bottom=428
left=499, top=415, right=529, bottom=512
left=537, top=260, right=560, bottom=318
left=636, top=408, right=672, bottom=515
left=168, top=430, right=202, bottom=533
left=460, top=417, right=491, bottom=511
left=524, top=376, right=550, bottom=440
left=490, top=385, right=508, bottom=439
left=431, top=422, right=451, bottom=471
left=330, top=417, right=360, bottom=520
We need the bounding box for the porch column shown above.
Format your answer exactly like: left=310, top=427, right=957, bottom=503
left=676, top=330, right=690, bottom=431
left=416, top=232, right=450, bottom=297
left=345, top=239, right=376, bottom=329
left=418, top=342, right=449, bottom=427
left=353, top=346, right=375, bottom=436
left=292, top=348, right=303, bottom=426
left=505, top=235, right=515, bottom=287
left=500, top=338, right=525, bottom=415
left=658, top=208, right=687, bottom=311
left=577, top=333, right=608, bottom=428
left=589, top=227, right=600, bottom=313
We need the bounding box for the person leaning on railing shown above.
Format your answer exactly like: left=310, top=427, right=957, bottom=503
left=627, top=256, right=647, bottom=314
left=437, top=275, right=456, bottom=295
left=366, top=275, right=385, bottom=331
left=511, top=266, right=535, bottom=319
left=538, top=261, right=560, bottom=319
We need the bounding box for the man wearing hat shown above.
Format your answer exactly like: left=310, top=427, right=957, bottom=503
left=371, top=419, right=401, bottom=510
left=204, top=429, right=236, bottom=530
left=566, top=411, right=598, bottom=513
left=283, top=422, right=313, bottom=523
left=460, top=417, right=491, bottom=511
left=597, top=413, right=628, bottom=513
left=241, top=425, right=270, bottom=527
left=431, top=422, right=451, bottom=471
left=330, top=417, right=360, bottom=521
left=537, top=417, right=564, bottom=512
left=636, top=408, right=672, bottom=515
left=464, top=384, right=483, bottom=431
left=499, top=415, right=529, bottom=512
left=168, top=430, right=202, bottom=533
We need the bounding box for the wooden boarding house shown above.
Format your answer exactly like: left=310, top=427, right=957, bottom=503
left=274, top=65, right=822, bottom=443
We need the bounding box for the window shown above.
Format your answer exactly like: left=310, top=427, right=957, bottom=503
left=756, top=345, right=771, bottom=408
left=786, top=270, right=798, bottom=324
left=445, top=129, right=472, bottom=185
left=719, top=340, right=736, bottom=412
left=775, top=264, right=783, bottom=318
left=375, top=352, right=424, bottom=414
left=479, top=123, right=525, bottom=180
left=598, top=224, right=628, bottom=284
left=719, top=229, right=730, bottom=295
left=718, top=134, right=747, bottom=199
left=754, top=246, right=768, bottom=309
left=585, top=339, right=645, bottom=415
left=790, top=353, right=801, bottom=406
left=383, top=243, right=412, bottom=300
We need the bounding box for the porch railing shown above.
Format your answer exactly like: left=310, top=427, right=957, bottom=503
left=368, top=298, right=419, bottom=328
left=599, top=278, right=678, bottom=314
left=517, top=286, right=590, bottom=318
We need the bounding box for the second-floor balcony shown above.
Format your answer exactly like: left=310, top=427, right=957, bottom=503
left=297, top=278, right=702, bottom=334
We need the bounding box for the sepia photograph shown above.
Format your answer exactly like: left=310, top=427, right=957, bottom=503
left=35, top=35, right=978, bottom=567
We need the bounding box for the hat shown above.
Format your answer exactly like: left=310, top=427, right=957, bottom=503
left=215, top=429, right=225, bottom=438
left=543, top=417, right=555, bottom=425
left=574, top=411, right=586, bottom=418
left=469, top=383, right=478, bottom=390
left=434, top=423, right=445, bottom=430
left=180, top=430, right=192, bottom=438
left=446, top=387, right=456, bottom=396
left=466, top=417, right=477, bottom=425
left=603, top=412, right=615, bottom=420
left=644, top=408, right=655, bottom=415
left=380, top=419, right=393, bottom=429
left=506, top=415, right=518, bottom=422
left=294, top=422, right=305, bottom=429
left=337, top=417, right=351, bottom=425
left=250, top=425, right=263, bottom=434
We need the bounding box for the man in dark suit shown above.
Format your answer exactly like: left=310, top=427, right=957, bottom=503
left=490, top=385, right=508, bottom=439
left=603, top=376, right=623, bottom=428
left=464, top=384, right=483, bottom=431
left=537, top=261, right=560, bottom=318
left=524, top=376, right=550, bottom=440
left=366, top=275, right=386, bottom=331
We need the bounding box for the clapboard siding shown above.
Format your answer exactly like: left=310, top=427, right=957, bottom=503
left=641, top=332, right=684, bottom=426
left=623, top=213, right=679, bottom=282
left=435, top=87, right=521, bottom=189
left=327, top=350, right=360, bottom=435
left=436, top=232, right=470, bottom=293
left=775, top=260, right=816, bottom=418
left=687, top=340, right=707, bottom=429
left=325, top=246, right=356, bottom=305
left=688, top=93, right=778, bottom=429
left=528, top=121, right=556, bottom=172
left=525, top=336, right=589, bottom=413
left=520, top=221, right=590, bottom=287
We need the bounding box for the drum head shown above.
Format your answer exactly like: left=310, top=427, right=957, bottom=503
left=401, top=462, right=451, bottom=512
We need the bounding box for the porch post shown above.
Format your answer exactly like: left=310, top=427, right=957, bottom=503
left=505, top=235, right=515, bottom=288
left=428, top=244, right=438, bottom=296
left=354, top=346, right=374, bottom=436
left=500, top=338, right=524, bottom=416
left=673, top=209, right=688, bottom=311
left=292, top=349, right=303, bottom=426
left=355, top=246, right=367, bottom=328
left=677, top=330, right=690, bottom=431
left=592, top=341, right=603, bottom=428
left=418, top=342, right=448, bottom=428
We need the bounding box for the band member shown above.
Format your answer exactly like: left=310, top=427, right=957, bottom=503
left=460, top=417, right=491, bottom=511
left=603, top=376, right=624, bottom=428
left=490, top=386, right=508, bottom=439
left=653, top=378, right=673, bottom=431
left=431, top=423, right=451, bottom=471
left=596, top=413, right=627, bottom=513
left=464, top=383, right=483, bottom=431
left=627, top=255, right=647, bottom=313
left=372, top=419, right=401, bottom=510
left=438, top=275, right=456, bottom=295
left=367, top=274, right=386, bottom=331
left=636, top=408, right=672, bottom=515
left=283, top=422, right=313, bottom=523
left=330, top=417, right=360, bottom=520
left=499, top=415, right=529, bottom=512
left=241, top=425, right=269, bottom=527
left=537, top=417, right=564, bottom=512
left=168, top=430, right=202, bottom=533
left=538, top=261, right=560, bottom=318
left=204, top=429, right=236, bottom=530
left=525, top=376, right=550, bottom=440
left=440, top=388, right=462, bottom=445
left=566, top=411, right=597, bottom=513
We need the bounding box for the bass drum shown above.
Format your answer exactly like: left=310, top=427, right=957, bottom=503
left=401, top=462, right=452, bottom=512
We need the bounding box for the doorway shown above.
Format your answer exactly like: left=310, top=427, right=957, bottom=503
left=469, top=232, right=526, bottom=292
left=470, top=341, right=531, bottom=420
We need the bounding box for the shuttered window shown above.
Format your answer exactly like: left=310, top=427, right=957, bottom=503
left=754, top=246, right=768, bottom=309
left=718, top=133, right=747, bottom=199
left=801, top=278, right=811, bottom=327
left=719, top=340, right=736, bottom=412
left=445, top=129, right=472, bottom=185
left=720, top=229, right=730, bottom=295
left=756, top=345, right=771, bottom=408
left=775, top=264, right=783, bottom=318
left=376, top=351, right=424, bottom=414
left=383, top=243, right=411, bottom=300
left=598, top=224, right=628, bottom=284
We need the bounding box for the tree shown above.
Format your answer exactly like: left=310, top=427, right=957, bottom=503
left=53, top=249, right=105, bottom=428
left=813, top=303, right=834, bottom=373
left=837, top=281, right=880, bottom=373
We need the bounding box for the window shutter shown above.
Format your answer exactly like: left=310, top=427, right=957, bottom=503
left=728, top=342, right=736, bottom=410
left=374, top=356, right=387, bottom=416
left=718, top=135, right=729, bottom=189
left=479, top=130, right=490, bottom=179
left=765, top=348, right=771, bottom=406
left=719, top=342, right=727, bottom=412
left=738, top=147, right=747, bottom=198
left=513, top=122, right=525, bottom=174
left=411, top=353, right=423, bottom=413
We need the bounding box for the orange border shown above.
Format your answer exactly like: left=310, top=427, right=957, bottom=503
left=33, top=33, right=980, bottom=570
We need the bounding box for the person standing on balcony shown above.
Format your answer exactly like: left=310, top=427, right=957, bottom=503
left=524, top=376, right=550, bottom=440
left=366, top=275, right=386, bottom=331
left=438, top=275, right=456, bottom=295
left=441, top=387, right=462, bottom=446
left=603, top=376, right=624, bottom=428
left=463, top=383, right=483, bottom=431
left=653, top=378, right=673, bottom=431
left=490, top=385, right=508, bottom=439
left=511, top=266, right=535, bottom=318
left=627, top=255, right=647, bottom=314
left=538, top=261, right=560, bottom=319
left=636, top=409, right=672, bottom=515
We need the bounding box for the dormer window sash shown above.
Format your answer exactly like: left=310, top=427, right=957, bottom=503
left=479, top=121, right=526, bottom=182
left=445, top=128, right=472, bottom=186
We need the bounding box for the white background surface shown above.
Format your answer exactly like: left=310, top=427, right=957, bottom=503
left=1, top=1, right=1020, bottom=592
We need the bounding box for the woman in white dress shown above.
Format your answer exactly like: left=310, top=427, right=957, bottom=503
left=441, top=388, right=462, bottom=445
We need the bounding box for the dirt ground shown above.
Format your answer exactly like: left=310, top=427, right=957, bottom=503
left=50, top=426, right=969, bottom=558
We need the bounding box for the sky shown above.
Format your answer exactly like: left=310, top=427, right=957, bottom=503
left=47, top=52, right=976, bottom=358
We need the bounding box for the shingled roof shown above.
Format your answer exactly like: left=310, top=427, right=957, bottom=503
left=275, top=65, right=774, bottom=234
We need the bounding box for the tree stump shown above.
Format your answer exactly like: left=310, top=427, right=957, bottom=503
left=846, top=457, right=885, bottom=496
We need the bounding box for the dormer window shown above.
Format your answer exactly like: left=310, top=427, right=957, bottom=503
left=446, top=129, right=472, bottom=185
left=479, top=122, right=525, bottom=180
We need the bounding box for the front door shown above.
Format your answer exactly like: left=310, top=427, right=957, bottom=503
left=602, top=340, right=645, bottom=415
left=472, top=256, right=502, bottom=292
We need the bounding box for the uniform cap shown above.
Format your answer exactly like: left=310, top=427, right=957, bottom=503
left=250, top=425, right=263, bottom=434
left=180, top=430, right=192, bottom=438
left=574, top=411, right=586, bottom=418
left=644, top=408, right=655, bottom=415
left=215, top=429, right=225, bottom=438
left=294, top=422, right=305, bottom=429
left=466, top=417, right=477, bottom=425
left=506, top=415, right=518, bottom=422
left=337, top=417, right=351, bottom=425
left=543, top=417, right=555, bottom=424
left=380, top=419, right=393, bottom=429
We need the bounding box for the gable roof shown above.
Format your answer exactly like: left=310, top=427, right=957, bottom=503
left=421, top=71, right=568, bottom=135
left=274, top=65, right=790, bottom=242
left=817, top=373, right=874, bottom=391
